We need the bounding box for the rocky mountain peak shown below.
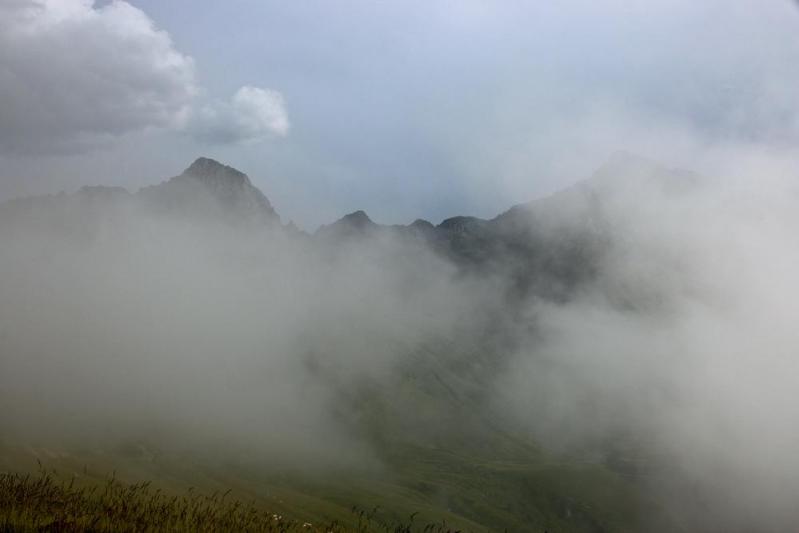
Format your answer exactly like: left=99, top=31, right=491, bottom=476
left=314, top=210, right=378, bottom=241
left=138, top=157, right=280, bottom=225
left=183, top=157, right=250, bottom=187
left=339, top=210, right=374, bottom=228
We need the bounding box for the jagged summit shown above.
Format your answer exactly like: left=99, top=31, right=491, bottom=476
left=338, top=210, right=374, bottom=228
left=314, top=210, right=378, bottom=240
left=183, top=157, right=250, bottom=186
left=186, top=156, right=233, bottom=172
left=138, top=157, right=280, bottom=225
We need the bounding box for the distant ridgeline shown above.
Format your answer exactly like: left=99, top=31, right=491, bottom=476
left=0, top=153, right=697, bottom=305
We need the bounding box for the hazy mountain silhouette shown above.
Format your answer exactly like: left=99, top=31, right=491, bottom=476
left=0, top=153, right=699, bottom=304
left=138, top=157, right=280, bottom=226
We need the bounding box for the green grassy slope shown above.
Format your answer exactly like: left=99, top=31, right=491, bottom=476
left=0, top=337, right=668, bottom=532
left=1, top=426, right=660, bottom=533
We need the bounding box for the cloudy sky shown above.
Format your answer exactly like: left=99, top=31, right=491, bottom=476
left=1, top=0, right=798, bottom=229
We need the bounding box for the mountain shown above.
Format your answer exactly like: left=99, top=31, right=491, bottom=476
left=311, top=152, right=698, bottom=304
left=0, top=157, right=282, bottom=231
left=0, top=152, right=703, bottom=324
left=0, top=152, right=705, bottom=532
left=315, top=209, right=378, bottom=240
left=1, top=152, right=694, bottom=250
left=138, top=157, right=281, bottom=226
left=0, top=153, right=695, bottom=305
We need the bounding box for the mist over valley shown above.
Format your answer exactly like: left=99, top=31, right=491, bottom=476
left=3, top=1, right=799, bottom=531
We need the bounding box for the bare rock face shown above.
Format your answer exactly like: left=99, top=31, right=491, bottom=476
left=138, top=157, right=280, bottom=226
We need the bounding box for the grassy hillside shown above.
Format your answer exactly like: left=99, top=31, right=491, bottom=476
left=0, top=434, right=661, bottom=532
left=0, top=334, right=663, bottom=531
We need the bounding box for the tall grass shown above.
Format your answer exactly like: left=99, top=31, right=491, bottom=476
left=0, top=469, right=465, bottom=532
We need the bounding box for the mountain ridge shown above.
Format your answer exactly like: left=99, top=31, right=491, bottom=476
left=0, top=153, right=698, bottom=304
left=0, top=153, right=696, bottom=236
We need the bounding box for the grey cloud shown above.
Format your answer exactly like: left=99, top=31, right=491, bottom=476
left=0, top=0, right=196, bottom=155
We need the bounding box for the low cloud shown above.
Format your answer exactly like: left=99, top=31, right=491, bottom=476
left=0, top=198, right=469, bottom=468
left=492, top=161, right=799, bottom=530
left=3, top=151, right=799, bottom=529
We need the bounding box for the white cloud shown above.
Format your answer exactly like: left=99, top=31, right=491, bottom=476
left=187, top=85, right=290, bottom=145
left=0, top=0, right=197, bottom=154
left=0, top=1, right=289, bottom=155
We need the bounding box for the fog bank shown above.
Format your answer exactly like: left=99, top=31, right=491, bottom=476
left=2, top=154, right=799, bottom=530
